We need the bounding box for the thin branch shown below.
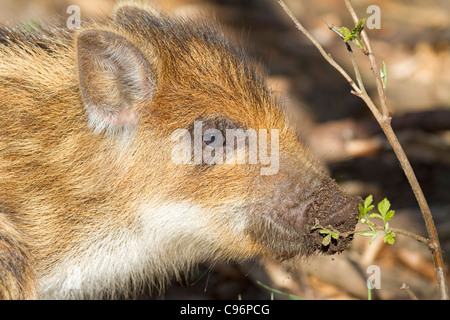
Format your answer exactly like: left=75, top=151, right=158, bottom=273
left=348, top=45, right=365, bottom=92
left=344, top=0, right=390, bottom=119
left=340, top=226, right=429, bottom=246
left=323, top=19, right=366, bottom=93
left=277, top=0, right=361, bottom=95
left=381, top=123, right=448, bottom=300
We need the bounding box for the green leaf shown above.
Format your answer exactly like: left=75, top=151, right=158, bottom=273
left=378, top=198, right=391, bottom=216
left=322, top=234, right=331, bottom=246
left=349, top=19, right=367, bottom=51
left=344, top=34, right=355, bottom=42
left=369, top=233, right=379, bottom=244
left=319, top=229, right=331, bottom=235
left=385, top=210, right=395, bottom=221
left=353, top=37, right=365, bottom=50
left=339, top=26, right=352, bottom=40
left=353, top=18, right=367, bottom=35
left=358, top=203, right=365, bottom=218
left=368, top=213, right=383, bottom=220
left=356, top=231, right=377, bottom=237
left=364, top=195, right=373, bottom=209
left=383, top=232, right=396, bottom=245
left=331, top=231, right=339, bottom=240
left=358, top=197, right=374, bottom=220
left=380, top=61, right=388, bottom=89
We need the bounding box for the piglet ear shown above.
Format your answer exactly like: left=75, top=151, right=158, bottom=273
left=77, top=30, right=155, bottom=134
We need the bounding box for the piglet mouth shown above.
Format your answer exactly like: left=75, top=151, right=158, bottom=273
left=247, top=194, right=360, bottom=259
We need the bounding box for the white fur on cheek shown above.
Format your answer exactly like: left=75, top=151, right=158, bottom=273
left=37, top=201, right=244, bottom=299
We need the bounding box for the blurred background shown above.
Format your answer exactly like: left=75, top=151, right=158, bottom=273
left=1, top=0, right=449, bottom=299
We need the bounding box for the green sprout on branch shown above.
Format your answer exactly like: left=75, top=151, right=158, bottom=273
left=357, top=195, right=396, bottom=245
left=379, top=61, right=388, bottom=89
left=313, top=195, right=397, bottom=246
left=326, top=18, right=367, bottom=53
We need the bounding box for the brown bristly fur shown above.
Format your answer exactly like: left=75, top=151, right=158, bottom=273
left=0, top=1, right=359, bottom=299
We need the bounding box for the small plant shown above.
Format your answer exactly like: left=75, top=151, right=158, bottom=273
left=329, top=18, right=367, bottom=52
left=311, top=225, right=340, bottom=246
left=313, top=195, right=396, bottom=246
left=357, top=195, right=396, bottom=245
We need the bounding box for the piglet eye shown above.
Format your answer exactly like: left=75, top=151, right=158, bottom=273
left=203, top=129, right=225, bottom=147
left=203, top=133, right=216, bottom=144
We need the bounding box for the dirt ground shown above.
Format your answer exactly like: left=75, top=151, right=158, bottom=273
left=1, top=0, right=449, bottom=300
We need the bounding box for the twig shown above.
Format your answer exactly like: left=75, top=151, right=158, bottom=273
left=340, top=226, right=429, bottom=246
left=344, top=0, right=390, bottom=117
left=277, top=0, right=448, bottom=299
left=401, top=283, right=419, bottom=300
left=323, top=19, right=366, bottom=93
left=277, top=0, right=361, bottom=96
left=382, top=126, right=448, bottom=300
